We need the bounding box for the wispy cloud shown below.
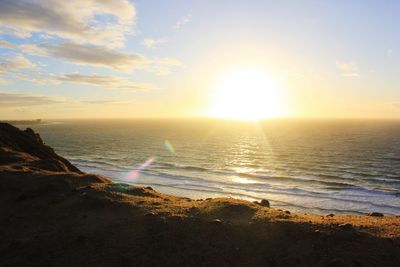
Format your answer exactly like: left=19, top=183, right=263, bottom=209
left=54, top=74, right=155, bottom=91
left=79, top=99, right=132, bottom=105
left=43, top=43, right=148, bottom=71
left=0, top=55, right=36, bottom=73
left=341, top=73, right=359, bottom=77
left=173, top=14, right=192, bottom=30
left=336, top=60, right=359, bottom=78
left=142, top=38, right=167, bottom=49
left=336, top=60, right=358, bottom=72
left=393, top=102, right=400, bottom=109
left=0, top=77, right=9, bottom=85
left=0, top=55, right=38, bottom=84
left=0, top=41, right=148, bottom=72
left=0, top=40, right=15, bottom=49
left=0, top=0, right=136, bottom=48
left=150, top=58, right=182, bottom=75
left=0, top=92, right=64, bottom=107
left=0, top=41, right=181, bottom=74
left=142, top=38, right=156, bottom=48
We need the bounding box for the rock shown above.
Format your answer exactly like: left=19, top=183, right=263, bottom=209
left=145, top=186, right=153, bottom=190
left=24, top=128, right=44, bottom=145
left=284, top=210, right=291, bottom=214
left=338, top=223, right=353, bottom=230
left=259, top=199, right=270, bottom=207
left=368, top=212, right=384, bottom=217
left=144, top=212, right=156, bottom=217
left=211, top=219, right=222, bottom=225
left=326, top=213, right=335, bottom=217
left=188, top=207, right=199, bottom=213
left=169, top=215, right=182, bottom=222
left=276, top=214, right=290, bottom=219
left=0, top=123, right=81, bottom=173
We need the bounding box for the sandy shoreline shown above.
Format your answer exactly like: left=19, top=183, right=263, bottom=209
left=1, top=122, right=399, bottom=266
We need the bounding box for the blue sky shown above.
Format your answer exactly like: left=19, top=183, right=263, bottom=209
left=1, top=0, right=400, bottom=119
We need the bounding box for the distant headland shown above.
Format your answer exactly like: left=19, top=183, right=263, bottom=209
left=0, top=119, right=45, bottom=125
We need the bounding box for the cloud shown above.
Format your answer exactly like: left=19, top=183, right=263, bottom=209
left=150, top=58, right=182, bottom=75
left=336, top=60, right=359, bottom=77
left=336, top=60, right=358, bottom=72
left=0, top=0, right=136, bottom=48
left=54, top=74, right=155, bottom=90
left=0, top=55, right=36, bottom=73
left=43, top=43, right=148, bottom=71
left=0, top=40, right=41, bottom=55
left=44, top=44, right=180, bottom=73
left=0, top=40, right=48, bottom=56
left=1, top=41, right=180, bottom=74
left=14, top=107, right=29, bottom=113
left=0, top=92, right=64, bottom=107
left=142, top=38, right=167, bottom=48
left=0, top=77, right=9, bottom=84
left=80, top=99, right=131, bottom=105
left=0, top=40, right=16, bottom=49
left=142, top=38, right=156, bottom=48
left=173, top=14, right=192, bottom=30
left=341, top=73, right=359, bottom=78
left=0, top=55, right=37, bottom=83
left=0, top=41, right=148, bottom=72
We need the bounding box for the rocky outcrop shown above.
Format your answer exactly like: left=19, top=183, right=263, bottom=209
left=0, top=123, right=80, bottom=173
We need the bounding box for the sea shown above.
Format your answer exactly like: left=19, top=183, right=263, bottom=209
left=24, top=119, right=400, bottom=215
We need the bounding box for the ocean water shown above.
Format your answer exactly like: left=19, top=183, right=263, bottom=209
left=27, top=119, right=400, bottom=215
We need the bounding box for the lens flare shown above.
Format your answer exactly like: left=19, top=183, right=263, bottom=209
left=126, top=156, right=155, bottom=179
left=164, top=140, right=175, bottom=154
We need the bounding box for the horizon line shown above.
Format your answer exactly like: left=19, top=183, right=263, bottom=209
left=3, top=116, right=400, bottom=121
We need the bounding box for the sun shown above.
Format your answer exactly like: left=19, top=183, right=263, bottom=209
left=208, top=67, right=287, bottom=120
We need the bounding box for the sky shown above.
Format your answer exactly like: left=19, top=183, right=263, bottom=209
left=0, top=0, right=400, bottom=119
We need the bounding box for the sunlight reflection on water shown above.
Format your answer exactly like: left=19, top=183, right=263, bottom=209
left=29, top=119, right=400, bottom=214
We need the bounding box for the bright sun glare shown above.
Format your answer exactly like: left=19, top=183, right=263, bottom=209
left=209, top=67, right=287, bottom=120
